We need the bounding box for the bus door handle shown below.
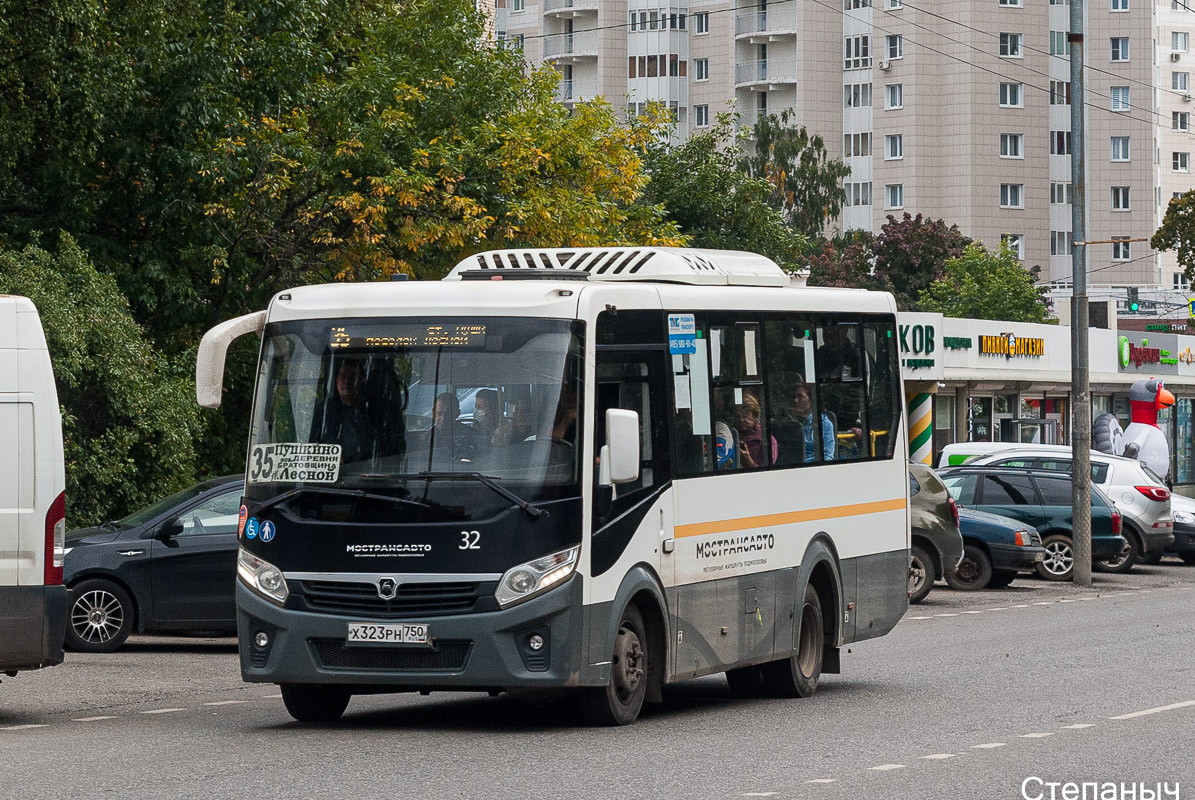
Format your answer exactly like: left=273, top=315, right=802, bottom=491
left=660, top=509, right=674, bottom=554
left=663, top=538, right=675, bottom=554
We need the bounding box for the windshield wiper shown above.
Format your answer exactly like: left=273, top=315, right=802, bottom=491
left=361, top=472, right=545, bottom=520
left=251, top=486, right=434, bottom=516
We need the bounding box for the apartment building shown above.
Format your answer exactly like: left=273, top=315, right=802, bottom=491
left=493, top=0, right=1195, bottom=289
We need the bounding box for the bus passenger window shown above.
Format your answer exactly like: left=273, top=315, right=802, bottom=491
left=864, top=323, right=901, bottom=459
left=817, top=322, right=868, bottom=461
left=765, top=320, right=824, bottom=466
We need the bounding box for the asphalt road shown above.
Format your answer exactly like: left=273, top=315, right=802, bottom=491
left=2, top=560, right=1193, bottom=800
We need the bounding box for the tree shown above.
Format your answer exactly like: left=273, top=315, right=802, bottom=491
left=806, top=231, right=891, bottom=293
left=919, top=242, right=1054, bottom=323
left=0, top=236, right=202, bottom=527
left=641, top=113, right=805, bottom=271
left=740, top=110, right=850, bottom=239
left=1152, top=189, right=1195, bottom=285
left=873, top=213, right=971, bottom=308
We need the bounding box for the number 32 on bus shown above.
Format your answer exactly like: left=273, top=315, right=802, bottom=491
left=196, top=247, right=911, bottom=725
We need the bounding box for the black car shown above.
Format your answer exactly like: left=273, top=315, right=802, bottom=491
left=63, top=476, right=242, bottom=652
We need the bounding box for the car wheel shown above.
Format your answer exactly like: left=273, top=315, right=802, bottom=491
left=1094, top=533, right=1139, bottom=574
left=908, top=545, right=934, bottom=604
left=987, top=570, right=1018, bottom=589
left=65, top=579, right=134, bottom=653
left=760, top=583, right=824, bottom=698
left=280, top=684, right=352, bottom=722
left=1036, top=534, right=1075, bottom=581
left=725, top=665, right=767, bottom=698
left=577, top=604, right=648, bottom=725
left=944, top=544, right=993, bottom=591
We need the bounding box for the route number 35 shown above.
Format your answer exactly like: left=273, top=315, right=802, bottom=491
left=460, top=530, right=481, bottom=550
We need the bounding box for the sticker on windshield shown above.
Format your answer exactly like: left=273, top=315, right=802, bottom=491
left=259, top=521, right=276, bottom=543
left=248, top=443, right=341, bottom=484
left=245, top=518, right=259, bottom=539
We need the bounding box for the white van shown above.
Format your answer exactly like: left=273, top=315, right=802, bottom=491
left=0, top=296, right=67, bottom=676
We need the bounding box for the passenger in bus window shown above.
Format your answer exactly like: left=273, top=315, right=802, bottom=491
left=733, top=392, right=776, bottom=469
left=309, top=360, right=376, bottom=463
left=423, top=391, right=475, bottom=459
left=472, top=389, right=514, bottom=448
left=793, top=382, right=835, bottom=462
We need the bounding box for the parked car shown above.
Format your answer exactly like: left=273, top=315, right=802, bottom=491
left=907, top=462, right=964, bottom=603
left=63, top=476, right=242, bottom=652
left=945, top=508, right=1047, bottom=591
left=937, top=466, right=1127, bottom=582
left=1165, top=494, right=1195, bottom=564
left=938, top=443, right=1174, bottom=574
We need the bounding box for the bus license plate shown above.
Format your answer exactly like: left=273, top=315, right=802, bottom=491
left=346, top=623, right=429, bottom=646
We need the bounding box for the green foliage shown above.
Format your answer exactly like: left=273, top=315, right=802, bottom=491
left=740, top=111, right=850, bottom=239
left=1152, top=190, right=1195, bottom=285
left=0, top=236, right=203, bottom=527
left=641, top=112, right=805, bottom=271
left=806, top=232, right=891, bottom=293
left=873, top=213, right=971, bottom=309
left=919, top=242, right=1054, bottom=323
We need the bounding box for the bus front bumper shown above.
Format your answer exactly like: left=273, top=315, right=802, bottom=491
left=235, top=575, right=591, bottom=689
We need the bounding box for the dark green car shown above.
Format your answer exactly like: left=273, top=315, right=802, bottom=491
left=937, top=467, right=1127, bottom=582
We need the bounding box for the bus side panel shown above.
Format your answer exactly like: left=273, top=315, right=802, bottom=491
left=844, top=549, right=909, bottom=643
left=672, top=571, right=779, bottom=681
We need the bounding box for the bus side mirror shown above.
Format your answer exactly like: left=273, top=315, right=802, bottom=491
left=196, top=310, right=267, bottom=408
left=605, top=409, right=640, bottom=485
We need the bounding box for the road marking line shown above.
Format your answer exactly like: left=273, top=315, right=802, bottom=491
left=1078, top=597, right=1098, bottom=601
left=1, top=725, right=48, bottom=731
left=806, top=779, right=837, bottom=784
left=963, top=610, right=985, bottom=614
left=1033, top=602, right=1054, bottom=606
left=1062, top=724, right=1095, bottom=729
left=262, top=694, right=282, bottom=699
left=920, top=754, right=955, bottom=760
left=72, top=716, right=117, bottom=722
left=140, top=708, right=186, bottom=715
left=1012, top=604, right=1030, bottom=608
left=1020, top=733, right=1054, bottom=738
left=1059, top=599, right=1078, bottom=603
left=935, top=613, right=960, bottom=617
left=203, top=701, right=249, bottom=706
left=742, top=793, right=778, bottom=797
left=971, top=743, right=1006, bottom=749
left=869, top=764, right=905, bottom=771
left=986, top=607, right=1009, bottom=611
left=906, top=616, right=932, bottom=620
left=1109, top=700, right=1195, bottom=720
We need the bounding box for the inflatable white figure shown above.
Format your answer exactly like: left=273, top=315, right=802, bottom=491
left=1092, top=377, right=1174, bottom=480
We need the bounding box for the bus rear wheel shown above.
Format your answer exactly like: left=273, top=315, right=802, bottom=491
left=762, top=584, right=824, bottom=698
left=280, top=684, right=352, bottom=723
left=577, top=604, right=648, bottom=726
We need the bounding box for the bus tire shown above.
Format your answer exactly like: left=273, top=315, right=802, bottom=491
left=762, top=584, right=824, bottom=698
left=280, top=684, right=352, bottom=723
left=577, top=604, right=648, bottom=726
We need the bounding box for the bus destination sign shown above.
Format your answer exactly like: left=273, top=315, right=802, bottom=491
left=330, top=324, right=488, bottom=349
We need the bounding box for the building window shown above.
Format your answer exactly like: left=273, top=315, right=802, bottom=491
left=1175, top=32, right=1190, bottom=52
left=1112, top=237, right=1131, bottom=260
left=512, top=0, right=524, bottom=10
left=1175, top=112, right=1191, bottom=131
left=1111, top=37, right=1129, bottom=61
left=1001, top=184, right=1025, bottom=208
left=886, top=133, right=904, bottom=159
left=886, top=83, right=904, bottom=108
left=1174, top=0, right=1189, bottom=8
left=1002, top=233, right=1025, bottom=259
left=1000, top=133, right=1024, bottom=158
left=843, top=132, right=872, bottom=157
left=1051, top=182, right=1074, bottom=204
left=886, top=34, right=903, bottom=59
left=845, top=35, right=872, bottom=69
left=1050, top=80, right=1071, bottom=105
left=1000, top=0, right=1022, bottom=5
left=1111, top=86, right=1130, bottom=111
left=1111, top=0, right=1128, bottom=10
left=844, top=181, right=873, bottom=207
left=888, top=0, right=903, bottom=7
left=844, top=0, right=872, bottom=8
left=1111, top=136, right=1131, bottom=161
left=694, top=105, right=710, bottom=127
left=1112, top=186, right=1131, bottom=210
left=694, top=12, right=709, bottom=34
left=1050, top=0, right=1070, bottom=4
left=1175, top=151, right=1191, bottom=171
left=1051, top=130, right=1072, bottom=155
left=1174, top=273, right=1190, bottom=290
left=695, top=58, right=709, bottom=81
left=885, top=184, right=904, bottom=209
left=844, top=83, right=872, bottom=107
left=1000, top=82, right=1024, bottom=107
left=1050, top=31, right=1071, bottom=55
left=1174, top=72, right=1190, bottom=91
left=1051, top=231, right=1072, bottom=255
left=999, top=33, right=1024, bottom=58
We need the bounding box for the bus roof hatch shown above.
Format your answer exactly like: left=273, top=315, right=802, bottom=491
left=442, top=247, right=790, bottom=287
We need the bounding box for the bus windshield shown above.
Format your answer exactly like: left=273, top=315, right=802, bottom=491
left=245, top=317, right=584, bottom=519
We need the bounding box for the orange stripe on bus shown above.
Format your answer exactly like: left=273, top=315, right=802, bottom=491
left=674, top=497, right=907, bottom=539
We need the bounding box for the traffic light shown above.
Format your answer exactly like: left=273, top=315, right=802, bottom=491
left=1128, top=287, right=1140, bottom=312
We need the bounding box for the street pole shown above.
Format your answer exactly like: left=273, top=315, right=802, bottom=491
left=1070, top=0, right=1092, bottom=587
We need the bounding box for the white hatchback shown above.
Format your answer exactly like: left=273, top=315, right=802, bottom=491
left=938, top=443, right=1174, bottom=573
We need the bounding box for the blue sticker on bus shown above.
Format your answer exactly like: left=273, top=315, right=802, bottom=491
left=259, top=521, right=275, bottom=543
left=245, top=518, right=259, bottom=539
left=668, top=313, right=697, bottom=355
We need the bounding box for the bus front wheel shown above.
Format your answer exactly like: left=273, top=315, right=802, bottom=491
left=577, top=604, right=648, bottom=726
left=280, top=684, right=352, bottom=723
left=762, top=584, right=824, bottom=698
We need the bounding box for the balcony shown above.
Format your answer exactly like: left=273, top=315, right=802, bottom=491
left=543, top=30, right=599, bottom=60
left=734, top=59, right=798, bottom=89
left=554, top=78, right=600, bottom=103
left=543, top=0, right=599, bottom=17
left=735, top=4, right=798, bottom=40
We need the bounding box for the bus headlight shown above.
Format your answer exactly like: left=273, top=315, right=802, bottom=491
left=495, top=546, right=579, bottom=608
left=237, top=548, right=289, bottom=606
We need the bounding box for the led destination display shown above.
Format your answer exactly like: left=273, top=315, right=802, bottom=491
left=330, top=324, right=488, bottom=349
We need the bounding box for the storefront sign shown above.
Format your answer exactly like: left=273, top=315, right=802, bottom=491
left=943, top=336, right=972, bottom=350
left=1119, top=336, right=1161, bottom=367
left=899, top=321, right=937, bottom=370
left=979, top=332, right=1045, bottom=358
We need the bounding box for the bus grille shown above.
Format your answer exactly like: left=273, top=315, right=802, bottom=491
left=309, top=639, right=472, bottom=672
left=293, top=580, right=489, bottom=617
